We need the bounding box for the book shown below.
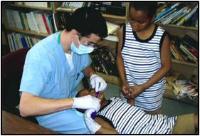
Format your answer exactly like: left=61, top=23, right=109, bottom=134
left=7, top=34, right=14, bottom=52
left=52, top=13, right=58, bottom=32
left=12, top=10, right=23, bottom=30
left=47, top=14, right=55, bottom=33
left=176, top=5, right=198, bottom=26
left=42, top=14, right=51, bottom=34
left=106, top=21, right=120, bottom=35
left=26, top=13, right=36, bottom=32
left=34, top=13, right=48, bottom=34
left=161, top=7, right=187, bottom=24
left=19, top=12, right=26, bottom=30
left=180, top=44, right=198, bottom=63
left=6, top=9, right=16, bottom=29
left=21, top=12, right=30, bottom=31
left=30, top=12, right=40, bottom=33
left=15, top=33, right=24, bottom=49
left=20, top=36, right=29, bottom=48
left=155, top=3, right=180, bottom=21
left=45, top=14, right=53, bottom=34
left=170, top=42, right=185, bottom=62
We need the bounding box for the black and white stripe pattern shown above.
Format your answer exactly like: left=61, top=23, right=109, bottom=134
left=121, top=23, right=166, bottom=111
left=98, top=97, right=177, bottom=134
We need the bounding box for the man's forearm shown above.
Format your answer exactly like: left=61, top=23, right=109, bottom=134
left=19, top=92, right=74, bottom=117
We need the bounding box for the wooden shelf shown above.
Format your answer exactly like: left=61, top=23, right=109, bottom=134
left=5, top=27, right=49, bottom=37
left=102, top=14, right=126, bottom=21
left=56, top=7, right=126, bottom=21
left=172, top=59, right=198, bottom=67
left=157, top=23, right=198, bottom=32
left=5, top=4, right=52, bottom=11
left=56, top=7, right=75, bottom=13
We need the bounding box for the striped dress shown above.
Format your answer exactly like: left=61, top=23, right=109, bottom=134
left=97, top=97, right=177, bottom=134
left=121, top=23, right=167, bottom=111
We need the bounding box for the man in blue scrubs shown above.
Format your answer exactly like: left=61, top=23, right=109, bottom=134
left=19, top=7, right=108, bottom=134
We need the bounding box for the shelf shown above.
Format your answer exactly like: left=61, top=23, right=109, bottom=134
left=102, top=14, right=126, bottom=21
left=56, top=7, right=126, bottom=21
left=5, top=28, right=49, bottom=37
left=56, top=7, right=75, bottom=13
left=157, top=23, right=198, bottom=32
left=5, top=4, right=52, bottom=11
left=172, top=59, right=198, bottom=67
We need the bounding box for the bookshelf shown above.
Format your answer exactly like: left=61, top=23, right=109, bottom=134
left=2, top=2, right=56, bottom=52
left=2, top=2, right=198, bottom=106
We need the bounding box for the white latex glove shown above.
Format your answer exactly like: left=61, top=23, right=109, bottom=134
left=84, top=109, right=101, bottom=134
left=90, top=74, right=107, bottom=92
left=72, top=95, right=100, bottom=112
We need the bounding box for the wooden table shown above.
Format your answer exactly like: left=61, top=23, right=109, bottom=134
left=2, top=111, right=56, bottom=134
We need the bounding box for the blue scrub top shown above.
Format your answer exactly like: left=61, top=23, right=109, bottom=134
left=19, top=32, right=91, bottom=133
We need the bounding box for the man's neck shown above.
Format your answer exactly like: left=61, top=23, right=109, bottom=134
left=60, top=30, right=72, bottom=53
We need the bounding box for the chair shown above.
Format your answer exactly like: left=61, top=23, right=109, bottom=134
left=2, top=48, right=37, bottom=123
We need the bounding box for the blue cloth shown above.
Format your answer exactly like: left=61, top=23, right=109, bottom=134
left=19, top=32, right=91, bottom=134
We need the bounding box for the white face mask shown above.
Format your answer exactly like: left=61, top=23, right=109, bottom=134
left=70, top=42, right=94, bottom=54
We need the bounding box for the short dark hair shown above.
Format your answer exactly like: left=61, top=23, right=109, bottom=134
left=65, top=7, right=108, bottom=38
left=129, top=2, right=158, bottom=17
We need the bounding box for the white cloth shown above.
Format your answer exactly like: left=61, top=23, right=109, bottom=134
left=84, top=109, right=101, bottom=134
left=90, top=74, right=107, bottom=92
left=72, top=95, right=100, bottom=112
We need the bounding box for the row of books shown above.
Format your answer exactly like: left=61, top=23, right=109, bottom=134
left=170, top=35, right=198, bottom=64
left=155, top=2, right=198, bottom=27
left=7, top=33, right=40, bottom=52
left=90, top=47, right=118, bottom=76
left=5, top=9, right=56, bottom=34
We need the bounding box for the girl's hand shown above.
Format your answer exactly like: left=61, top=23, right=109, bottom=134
left=122, top=82, right=129, bottom=97
left=129, top=84, right=146, bottom=98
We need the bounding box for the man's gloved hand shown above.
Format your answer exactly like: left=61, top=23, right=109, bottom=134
left=90, top=74, right=107, bottom=92
left=84, top=109, right=101, bottom=134
left=72, top=95, right=100, bottom=112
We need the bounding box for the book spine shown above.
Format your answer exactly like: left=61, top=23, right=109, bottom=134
left=42, top=14, right=51, bottom=34
left=35, top=13, right=48, bottom=34
left=30, top=12, right=40, bottom=33
left=176, top=5, right=198, bottom=26
left=180, top=44, right=197, bottom=63
left=155, top=3, right=180, bottom=21
left=21, top=13, right=30, bottom=31
left=7, top=34, right=14, bottom=52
